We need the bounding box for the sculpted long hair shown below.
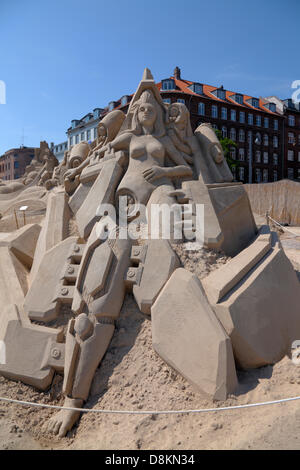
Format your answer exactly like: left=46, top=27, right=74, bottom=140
left=120, top=90, right=166, bottom=138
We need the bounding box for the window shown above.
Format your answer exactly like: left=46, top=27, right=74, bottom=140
left=288, top=168, right=294, bottom=179
left=108, top=102, right=115, bottom=111
left=75, top=134, right=79, bottom=144
left=273, top=170, right=278, bottom=181
left=255, top=132, right=261, bottom=144
left=230, top=147, right=236, bottom=159
left=94, top=128, right=98, bottom=139
left=221, top=107, right=227, bottom=120
left=211, top=105, right=218, bottom=118
left=248, top=113, right=253, bottom=125
left=256, top=115, right=261, bottom=127
left=198, top=103, right=205, bottom=115
left=298, top=151, right=300, bottom=162
left=273, top=136, right=278, bottom=148
left=177, top=99, right=185, bottom=104
left=239, top=167, right=245, bottom=181
left=212, top=124, right=218, bottom=130
left=87, top=130, right=91, bottom=140
left=230, top=128, right=236, bottom=141
left=69, top=137, right=73, bottom=147
left=162, top=79, right=175, bottom=91
left=252, top=98, right=259, bottom=108
left=288, top=150, right=294, bottom=161
left=239, top=111, right=245, bottom=123
left=256, top=168, right=262, bottom=183
left=263, top=169, right=268, bottom=182
left=288, top=132, right=295, bottom=144
left=263, top=152, right=269, bottom=164
left=239, top=129, right=245, bottom=142
left=273, top=153, right=278, bottom=165
left=81, top=132, right=85, bottom=141
left=230, top=110, right=236, bottom=121
left=163, top=98, right=171, bottom=104
left=121, top=96, right=128, bottom=106
left=274, top=119, right=278, bottom=130
left=221, top=126, right=227, bottom=138
left=264, top=117, right=269, bottom=128
left=239, top=148, right=245, bottom=161
left=14, top=161, right=19, bottom=169
left=188, top=83, right=203, bottom=94
left=288, top=115, right=295, bottom=126
left=263, top=134, right=269, bottom=146
left=234, top=94, right=243, bottom=105
left=255, top=150, right=261, bottom=163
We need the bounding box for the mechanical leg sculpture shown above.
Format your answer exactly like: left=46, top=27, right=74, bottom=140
left=47, top=223, right=132, bottom=436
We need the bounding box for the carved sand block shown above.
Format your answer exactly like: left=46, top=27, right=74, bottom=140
left=68, top=181, right=94, bottom=215
left=0, top=304, right=64, bottom=390
left=24, top=237, right=83, bottom=323
left=203, top=231, right=300, bottom=369
left=72, top=222, right=132, bottom=318
left=0, top=223, right=41, bottom=269
left=131, top=240, right=180, bottom=314
left=202, top=226, right=272, bottom=304
left=0, top=246, right=28, bottom=305
left=76, top=159, right=123, bottom=240
left=30, top=189, right=71, bottom=282
left=152, top=268, right=237, bottom=400
left=207, top=183, right=257, bottom=256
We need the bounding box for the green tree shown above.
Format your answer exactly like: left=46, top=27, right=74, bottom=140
left=214, top=129, right=239, bottom=176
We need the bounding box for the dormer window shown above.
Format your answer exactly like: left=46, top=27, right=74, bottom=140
left=71, top=120, right=79, bottom=129
left=232, top=94, right=243, bottom=105
left=188, top=83, right=203, bottom=95
left=264, top=102, right=276, bottom=112
left=247, top=98, right=259, bottom=108
left=93, top=108, right=102, bottom=119
left=161, top=79, right=175, bottom=91
left=121, top=96, right=129, bottom=106
left=212, top=87, right=226, bottom=100
left=108, top=102, right=116, bottom=111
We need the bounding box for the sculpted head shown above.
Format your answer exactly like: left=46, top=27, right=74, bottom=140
left=127, top=90, right=166, bottom=137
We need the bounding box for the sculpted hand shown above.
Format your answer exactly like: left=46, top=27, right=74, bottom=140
left=143, top=166, right=167, bottom=183
left=64, top=168, right=78, bottom=180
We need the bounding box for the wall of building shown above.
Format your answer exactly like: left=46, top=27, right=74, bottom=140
left=0, top=147, right=35, bottom=181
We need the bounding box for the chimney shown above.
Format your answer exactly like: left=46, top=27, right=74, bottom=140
left=174, top=66, right=181, bottom=80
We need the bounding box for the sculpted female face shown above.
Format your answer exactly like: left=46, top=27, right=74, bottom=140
left=138, top=103, right=157, bottom=127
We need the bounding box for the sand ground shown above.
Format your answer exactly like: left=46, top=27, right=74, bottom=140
left=0, top=214, right=300, bottom=450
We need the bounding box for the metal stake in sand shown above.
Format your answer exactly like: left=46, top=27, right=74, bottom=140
left=14, top=209, right=19, bottom=229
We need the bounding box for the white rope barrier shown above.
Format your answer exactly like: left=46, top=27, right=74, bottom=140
left=267, top=215, right=300, bottom=238
left=0, top=395, right=299, bottom=415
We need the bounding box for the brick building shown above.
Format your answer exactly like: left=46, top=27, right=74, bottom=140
left=282, top=99, right=300, bottom=180
left=99, top=67, right=283, bottom=184
left=0, top=146, right=35, bottom=181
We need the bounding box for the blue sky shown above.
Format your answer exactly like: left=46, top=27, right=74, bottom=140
left=0, top=0, right=299, bottom=154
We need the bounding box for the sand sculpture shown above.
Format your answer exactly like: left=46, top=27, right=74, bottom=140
left=0, top=69, right=299, bottom=437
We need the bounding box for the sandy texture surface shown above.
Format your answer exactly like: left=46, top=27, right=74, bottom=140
left=0, top=215, right=300, bottom=450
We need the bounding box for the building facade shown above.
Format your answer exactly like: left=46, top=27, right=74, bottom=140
left=59, top=67, right=299, bottom=184
left=0, top=146, right=35, bottom=181
left=50, top=141, right=68, bottom=163
left=282, top=99, right=300, bottom=180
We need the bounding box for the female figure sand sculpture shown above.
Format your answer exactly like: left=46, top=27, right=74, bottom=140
left=45, top=69, right=234, bottom=436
